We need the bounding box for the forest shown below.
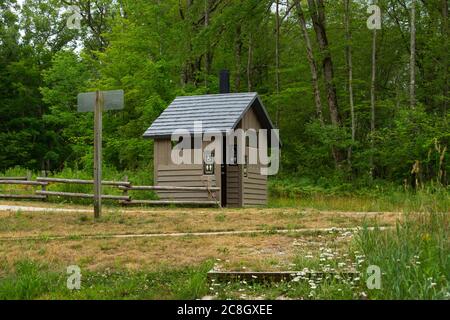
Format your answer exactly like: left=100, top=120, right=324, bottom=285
left=0, top=0, right=448, bottom=192
left=0, top=0, right=449, bottom=302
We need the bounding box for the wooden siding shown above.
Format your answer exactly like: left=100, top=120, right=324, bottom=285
left=239, top=105, right=262, bottom=132
left=154, top=138, right=171, bottom=184
left=243, top=165, right=267, bottom=206
left=239, top=107, right=268, bottom=206
left=156, top=165, right=218, bottom=202
left=226, top=165, right=241, bottom=207
left=154, top=139, right=221, bottom=196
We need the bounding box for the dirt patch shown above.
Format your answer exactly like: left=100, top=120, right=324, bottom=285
left=0, top=203, right=401, bottom=239
left=0, top=232, right=352, bottom=272
left=0, top=201, right=399, bottom=274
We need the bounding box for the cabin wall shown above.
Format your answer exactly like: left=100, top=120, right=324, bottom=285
left=239, top=106, right=268, bottom=206
left=226, top=165, right=241, bottom=207
left=153, top=138, right=220, bottom=202
left=153, top=139, right=171, bottom=184
left=242, top=164, right=267, bottom=206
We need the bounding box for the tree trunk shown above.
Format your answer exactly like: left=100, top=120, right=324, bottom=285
left=235, top=24, right=243, bottom=92
left=410, top=0, right=416, bottom=109
left=307, top=0, right=343, bottom=164
left=275, top=0, right=281, bottom=127
left=247, top=33, right=253, bottom=92
left=307, top=0, right=340, bottom=127
left=294, top=0, right=323, bottom=123
left=370, top=28, right=377, bottom=176
left=442, top=0, right=448, bottom=115
left=344, top=0, right=355, bottom=164
left=179, top=0, right=193, bottom=86
left=204, top=0, right=212, bottom=89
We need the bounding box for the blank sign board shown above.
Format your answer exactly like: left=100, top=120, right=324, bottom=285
left=77, top=90, right=124, bottom=112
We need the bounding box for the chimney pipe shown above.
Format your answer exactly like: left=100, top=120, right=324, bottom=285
left=219, top=70, right=230, bottom=94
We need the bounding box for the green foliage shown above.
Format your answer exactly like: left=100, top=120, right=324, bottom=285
left=40, top=51, right=92, bottom=169
left=357, top=212, right=450, bottom=299
left=0, top=0, right=448, bottom=188
left=373, top=107, right=449, bottom=182
left=0, top=261, right=58, bottom=300
left=0, top=260, right=213, bottom=300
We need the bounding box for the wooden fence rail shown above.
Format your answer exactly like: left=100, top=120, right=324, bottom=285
left=0, top=180, right=47, bottom=186
left=118, top=185, right=220, bottom=192
left=0, top=176, right=220, bottom=207
left=0, top=176, right=28, bottom=181
left=35, top=190, right=130, bottom=201
left=120, top=200, right=219, bottom=206
left=36, top=177, right=131, bottom=187
left=0, top=194, right=47, bottom=200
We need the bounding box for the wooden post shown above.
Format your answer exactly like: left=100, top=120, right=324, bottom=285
left=122, top=175, right=129, bottom=206
left=41, top=182, right=47, bottom=201
left=77, top=89, right=123, bottom=216
left=94, top=91, right=104, bottom=219
left=41, top=172, right=47, bottom=201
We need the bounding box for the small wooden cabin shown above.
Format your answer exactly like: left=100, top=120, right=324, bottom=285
left=143, top=74, right=278, bottom=207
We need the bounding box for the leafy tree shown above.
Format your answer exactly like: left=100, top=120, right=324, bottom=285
left=0, top=0, right=447, bottom=187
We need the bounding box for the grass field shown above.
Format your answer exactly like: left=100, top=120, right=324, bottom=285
left=0, top=195, right=448, bottom=300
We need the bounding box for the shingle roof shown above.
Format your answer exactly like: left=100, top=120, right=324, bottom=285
left=143, top=92, right=274, bottom=138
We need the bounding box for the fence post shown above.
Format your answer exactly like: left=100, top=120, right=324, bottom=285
left=122, top=175, right=129, bottom=206
left=41, top=170, right=48, bottom=201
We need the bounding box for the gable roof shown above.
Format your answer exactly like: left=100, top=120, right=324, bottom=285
left=143, top=92, right=275, bottom=138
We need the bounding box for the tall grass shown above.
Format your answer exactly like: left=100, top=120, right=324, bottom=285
left=356, top=212, right=450, bottom=299
left=269, top=179, right=449, bottom=212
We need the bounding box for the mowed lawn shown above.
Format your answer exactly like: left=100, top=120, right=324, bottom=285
left=0, top=201, right=399, bottom=271
left=0, top=200, right=447, bottom=300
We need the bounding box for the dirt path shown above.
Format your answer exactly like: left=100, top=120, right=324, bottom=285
left=0, top=226, right=391, bottom=242
left=0, top=204, right=92, bottom=213
left=0, top=203, right=402, bottom=216
left=0, top=202, right=400, bottom=239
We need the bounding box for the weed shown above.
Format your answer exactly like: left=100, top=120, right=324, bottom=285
left=215, top=213, right=226, bottom=222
